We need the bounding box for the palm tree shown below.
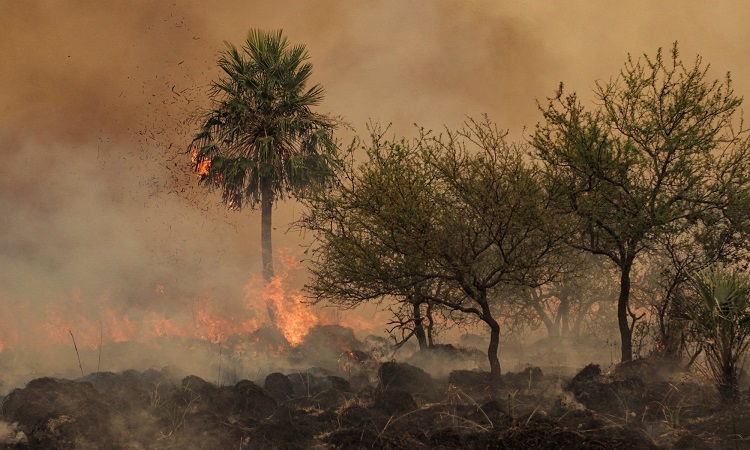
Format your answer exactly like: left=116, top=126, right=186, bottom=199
left=191, top=29, right=337, bottom=326
left=680, top=265, right=750, bottom=403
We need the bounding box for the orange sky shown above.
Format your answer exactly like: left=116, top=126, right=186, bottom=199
left=1, top=1, right=749, bottom=324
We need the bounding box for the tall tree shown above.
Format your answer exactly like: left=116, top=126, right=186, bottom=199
left=191, top=29, right=337, bottom=326
left=533, top=43, right=750, bottom=362
left=299, top=118, right=570, bottom=390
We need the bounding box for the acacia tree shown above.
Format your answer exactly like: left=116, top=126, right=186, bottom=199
left=191, top=29, right=337, bottom=325
left=299, top=118, right=570, bottom=390
left=533, top=43, right=750, bottom=362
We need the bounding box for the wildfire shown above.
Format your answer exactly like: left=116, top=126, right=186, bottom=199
left=0, top=249, right=325, bottom=358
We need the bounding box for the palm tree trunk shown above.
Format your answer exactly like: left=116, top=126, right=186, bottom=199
left=261, top=176, right=277, bottom=327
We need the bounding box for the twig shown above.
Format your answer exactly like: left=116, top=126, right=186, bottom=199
left=451, top=385, right=494, bottom=428
left=69, top=330, right=84, bottom=378
left=217, top=343, right=222, bottom=387
left=97, top=320, right=102, bottom=372
left=525, top=402, right=542, bottom=426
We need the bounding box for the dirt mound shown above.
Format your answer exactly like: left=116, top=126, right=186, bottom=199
left=0, top=371, right=282, bottom=449
left=566, top=364, right=652, bottom=417
left=430, top=421, right=657, bottom=449
left=248, top=324, right=291, bottom=351
left=263, top=372, right=294, bottom=400
left=289, top=324, right=363, bottom=368
left=448, top=369, right=491, bottom=396
left=407, top=344, right=487, bottom=378
left=504, top=366, right=544, bottom=389
left=3, top=377, right=116, bottom=449
left=374, top=389, right=418, bottom=415
left=378, top=361, right=439, bottom=400
left=566, top=363, right=601, bottom=390
left=1, top=360, right=745, bottom=449
left=284, top=371, right=351, bottom=409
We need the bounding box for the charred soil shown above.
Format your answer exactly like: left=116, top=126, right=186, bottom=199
left=0, top=357, right=747, bottom=449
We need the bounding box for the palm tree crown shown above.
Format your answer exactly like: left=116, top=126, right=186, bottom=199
left=191, top=29, right=337, bottom=209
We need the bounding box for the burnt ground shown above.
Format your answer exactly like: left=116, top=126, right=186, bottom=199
left=0, top=354, right=748, bottom=449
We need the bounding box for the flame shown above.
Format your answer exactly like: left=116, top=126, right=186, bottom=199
left=241, top=253, right=316, bottom=346
left=338, top=349, right=371, bottom=373
left=0, top=248, right=324, bottom=357
left=0, top=288, right=242, bottom=351
left=239, top=247, right=321, bottom=346
left=192, top=299, right=260, bottom=344
left=263, top=278, right=317, bottom=346
left=147, top=313, right=191, bottom=340
left=190, top=147, right=210, bottom=179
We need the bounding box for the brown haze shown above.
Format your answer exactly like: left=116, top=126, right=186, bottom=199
left=1, top=1, right=749, bottom=384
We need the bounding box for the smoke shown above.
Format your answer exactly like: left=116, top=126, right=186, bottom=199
left=1, top=1, right=749, bottom=387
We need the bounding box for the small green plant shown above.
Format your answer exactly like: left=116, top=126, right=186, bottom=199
left=678, top=264, right=750, bottom=403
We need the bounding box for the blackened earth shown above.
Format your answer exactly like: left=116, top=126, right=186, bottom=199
left=1, top=354, right=749, bottom=449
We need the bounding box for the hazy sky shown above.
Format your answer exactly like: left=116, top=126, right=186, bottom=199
left=2, top=1, right=749, bottom=340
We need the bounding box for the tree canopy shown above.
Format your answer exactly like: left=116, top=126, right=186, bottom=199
left=533, top=43, right=750, bottom=362
left=191, top=29, right=337, bottom=209
left=299, top=117, right=571, bottom=389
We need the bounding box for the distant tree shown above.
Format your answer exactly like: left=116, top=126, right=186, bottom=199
left=679, top=265, right=750, bottom=403
left=299, top=118, right=571, bottom=390
left=510, top=256, right=617, bottom=339
left=533, top=43, right=750, bottom=362
left=190, top=29, right=337, bottom=325
left=385, top=291, right=439, bottom=351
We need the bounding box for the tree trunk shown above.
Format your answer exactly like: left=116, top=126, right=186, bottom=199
left=261, top=176, right=277, bottom=327
left=486, top=315, right=502, bottom=394
left=618, top=259, right=634, bottom=362
left=718, top=362, right=740, bottom=403
left=426, top=302, right=435, bottom=347
left=559, top=297, right=571, bottom=337
left=477, top=293, right=502, bottom=394
left=529, top=290, right=558, bottom=337
left=412, top=301, right=428, bottom=350
left=572, top=300, right=592, bottom=338
left=661, top=315, right=684, bottom=359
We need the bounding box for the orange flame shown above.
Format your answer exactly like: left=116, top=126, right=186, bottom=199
left=260, top=277, right=318, bottom=346
left=190, top=147, right=210, bottom=179
left=0, top=248, right=327, bottom=357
